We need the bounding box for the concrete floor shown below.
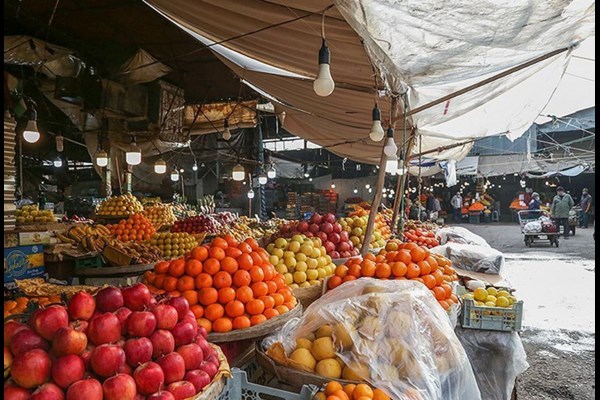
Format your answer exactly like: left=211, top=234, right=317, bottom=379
left=458, top=223, right=595, bottom=400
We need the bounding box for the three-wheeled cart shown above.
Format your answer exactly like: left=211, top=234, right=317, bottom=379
left=518, top=210, right=559, bottom=247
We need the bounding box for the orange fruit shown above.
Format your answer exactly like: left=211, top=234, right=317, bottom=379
left=168, top=290, right=181, bottom=297
left=168, top=258, right=186, bottom=277
left=432, top=286, right=446, bottom=301
left=325, top=382, right=344, bottom=396
left=195, top=273, right=213, bottom=289
left=249, top=252, right=263, bottom=266
left=265, top=280, right=278, bottom=294
left=197, top=318, right=212, bottom=333
left=225, top=247, right=243, bottom=259
left=335, top=265, right=348, bottom=277
left=163, top=276, right=178, bottom=292
left=217, top=287, right=236, bottom=304
left=154, top=274, right=166, bottom=289
left=185, top=259, right=203, bottom=277
left=343, top=384, right=356, bottom=399
left=405, top=263, right=421, bottom=279
left=391, top=262, right=407, bottom=277
left=263, top=308, right=279, bottom=319
left=353, top=384, right=373, bottom=400
left=191, top=246, right=209, bottom=262
left=221, top=257, right=239, bottom=274
left=259, top=295, right=275, bottom=309
left=410, top=246, right=428, bottom=263
left=237, top=253, right=253, bottom=270
left=232, top=315, right=251, bottom=329
left=204, top=304, right=225, bottom=321
left=203, top=258, right=221, bottom=275
left=245, top=238, right=259, bottom=251
left=347, top=264, right=362, bottom=278
left=421, top=274, right=437, bottom=289
left=364, top=253, right=376, bottom=262
left=261, top=264, right=275, bottom=281
left=328, top=276, right=343, bottom=289
left=274, top=305, right=289, bottom=315
left=425, top=256, right=438, bottom=272
left=225, top=300, right=245, bottom=318
left=372, top=389, right=390, bottom=400
left=439, top=299, right=451, bottom=310
left=211, top=237, right=229, bottom=249
left=223, top=234, right=237, bottom=247
left=235, top=286, right=254, bottom=303
left=441, top=284, right=453, bottom=299
left=343, top=275, right=357, bottom=282
left=332, top=390, right=350, bottom=400
left=190, top=304, right=204, bottom=319
left=181, top=290, right=199, bottom=306
left=177, top=276, right=195, bottom=292
left=245, top=299, right=265, bottom=315
left=396, top=249, right=412, bottom=265
left=249, top=266, right=265, bottom=282
left=249, top=314, right=267, bottom=326
left=232, top=270, right=251, bottom=287
left=271, top=293, right=285, bottom=306
left=272, top=275, right=285, bottom=290
left=213, top=271, right=233, bottom=289
left=198, top=287, right=219, bottom=306
left=209, top=246, right=226, bottom=261
left=237, top=242, right=252, bottom=254
left=212, top=317, right=233, bottom=333
left=432, top=269, right=444, bottom=285
left=251, top=282, right=268, bottom=297
left=360, top=261, right=376, bottom=277
left=375, top=263, right=391, bottom=279
left=418, top=260, right=431, bottom=275
left=155, top=261, right=169, bottom=274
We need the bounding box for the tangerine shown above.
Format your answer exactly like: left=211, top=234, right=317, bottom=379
left=191, top=246, right=209, bottom=262
left=213, top=271, right=233, bottom=289
left=232, top=315, right=251, bottom=329
left=204, top=304, right=225, bottom=321
left=246, top=299, right=265, bottom=315
left=168, top=258, right=186, bottom=277
left=236, top=286, right=254, bottom=303
left=198, top=287, right=219, bottom=306
left=203, top=258, right=221, bottom=275
left=232, top=270, right=251, bottom=287
left=184, top=259, right=203, bottom=277
left=220, top=257, right=239, bottom=274
left=217, top=287, right=236, bottom=304
left=250, top=314, right=267, bottom=326
left=225, top=300, right=245, bottom=318
left=212, top=317, right=233, bottom=333
left=195, top=273, right=213, bottom=289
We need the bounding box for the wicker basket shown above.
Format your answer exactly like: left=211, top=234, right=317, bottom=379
left=192, top=344, right=231, bottom=399
left=292, top=283, right=323, bottom=309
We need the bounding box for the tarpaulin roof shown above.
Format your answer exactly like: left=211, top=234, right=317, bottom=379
left=144, top=0, right=594, bottom=165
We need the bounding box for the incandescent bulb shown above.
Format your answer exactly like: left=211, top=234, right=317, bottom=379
left=53, top=157, right=62, bottom=168
left=267, top=166, right=276, bottom=179
left=258, top=174, right=267, bottom=185
left=313, top=40, right=334, bottom=97
left=369, top=105, right=385, bottom=142
left=383, top=135, right=398, bottom=157
left=192, top=162, right=198, bottom=171
left=23, top=120, right=40, bottom=143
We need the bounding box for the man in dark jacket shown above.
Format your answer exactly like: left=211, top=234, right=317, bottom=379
left=551, top=186, right=574, bottom=239
left=579, top=188, right=592, bottom=229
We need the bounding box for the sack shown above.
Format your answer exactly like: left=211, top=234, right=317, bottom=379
left=436, top=227, right=490, bottom=247
left=431, top=243, right=504, bottom=274
left=524, top=221, right=542, bottom=233
left=542, top=222, right=557, bottom=233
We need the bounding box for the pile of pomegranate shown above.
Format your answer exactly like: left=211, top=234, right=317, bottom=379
left=4, top=283, right=221, bottom=400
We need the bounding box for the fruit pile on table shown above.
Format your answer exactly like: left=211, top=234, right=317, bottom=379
left=96, top=194, right=144, bottom=217
left=143, top=203, right=176, bottom=228
left=107, top=213, right=156, bottom=242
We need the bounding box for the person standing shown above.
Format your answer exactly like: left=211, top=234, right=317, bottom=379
left=451, top=191, right=463, bottom=223
left=430, top=196, right=442, bottom=221
left=551, top=186, right=574, bottom=239
left=528, top=192, right=542, bottom=219
left=579, top=188, right=592, bottom=228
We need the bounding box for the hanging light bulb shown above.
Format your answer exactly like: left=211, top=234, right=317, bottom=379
left=247, top=189, right=255, bottom=199
left=23, top=119, right=40, bottom=143
left=125, top=138, right=142, bottom=166
left=369, top=104, right=385, bottom=142
left=56, top=135, right=64, bottom=152
left=258, top=173, right=268, bottom=185
left=201, top=162, right=206, bottom=168
left=154, top=158, right=167, bottom=174
left=385, top=154, right=398, bottom=175
left=331, top=183, right=336, bottom=189
left=243, top=181, right=247, bottom=185
left=232, top=163, right=245, bottom=181
left=222, top=120, right=232, bottom=141
left=383, top=127, right=398, bottom=157
left=192, top=161, right=198, bottom=171
left=95, top=149, right=108, bottom=167
left=53, top=157, right=62, bottom=168
left=353, top=188, right=358, bottom=194
left=170, top=167, right=180, bottom=182
left=267, top=165, right=276, bottom=179
left=368, top=188, right=373, bottom=193
left=309, top=177, right=313, bottom=182
left=180, top=168, right=184, bottom=173
left=365, top=184, right=370, bottom=189
left=397, top=152, right=406, bottom=175
left=313, top=39, right=335, bottom=96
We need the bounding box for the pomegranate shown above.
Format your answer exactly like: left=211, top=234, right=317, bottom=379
left=4, top=320, right=28, bottom=346
left=126, top=311, right=157, bottom=337
left=11, top=348, right=52, bottom=388
left=147, top=391, right=175, bottom=400
left=165, top=297, right=189, bottom=321
left=87, top=312, right=121, bottom=345
left=166, top=381, right=196, bottom=400
left=124, top=337, right=153, bottom=367
left=10, top=328, right=49, bottom=356
left=122, top=283, right=152, bottom=311
left=171, top=322, right=195, bottom=347
left=114, top=307, right=133, bottom=335
left=66, top=378, right=102, bottom=400
left=90, top=344, right=125, bottom=377
left=150, top=330, right=175, bottom=358
left=176, top=343, right=203, bottom=370
left=157, top=352, right=186, bottom=384
left=95, top=287, right=124, bottom=312
left=152, top=304, right=178, bottom=330
left=67, top=292, right=96, bottom=321
left=31, top=382, right=65, bottom=400
left=51, top=354, right=85, bottom=389
left=102, top=373, right=137, bottom=400
left=30, top=305, right=69, bottom=340
left=52, top=326, right=87, bottom=356
left=4, top=383, right=31, bottom=400
left=133, top=362, right=165, bottom=395
left=184, top=369, right=211, bottom=392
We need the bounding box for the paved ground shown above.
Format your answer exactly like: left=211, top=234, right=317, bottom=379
left=459, top=223, right=595, bottom=400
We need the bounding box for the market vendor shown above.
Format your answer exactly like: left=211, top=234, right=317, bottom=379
left=551, top=186, right=574, bottom=239
left=528, top=192, right=542, bottom=219
left=579, top=188, right=592, bottom=229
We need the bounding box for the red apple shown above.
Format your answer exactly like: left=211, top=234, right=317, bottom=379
left=333, top=223, right=342, bottom=233
left=80, top=345, right=94, bottom=369
left=96, top=287, right=124, bottom=312
left=339, top=231, right=350, bottom=242
left=308, top=223, right=320, bottom=234
left=328, top=232, right=341, bottom=244
left=324, top=213, right=337, bottom=224
left=31, top=382, right=64, bottom=400
left=134, top=394, right=146, bottom=400
left=52, top=355, right=85, bottom=388
left=124, top=337, right=153, bottom=367
left=152, top=304, right=178, bottom=330
left=171, top=322, right=195, bottom=347
left=340, top=251, right=352, bottom=258
left=87, top=312, right=121, bottom=345
left=66, top=378, right=102, bottom=400
left=4, top=383, right=31, bottom=400
left=150, top=330, right=175, bottom=358
left=102, top=373, right=137, bottom=400
left=133, top=362, right=165, bottom=395
left=67, top=292, right=95, bottom=321
left=70, top=320, right=88, bottom=334
left=199, top=360, right=218, bottom=379
left=197, top=326, right=208, bottom=340
left=194, top=336, right=212, bottom=359
left=184, top=370, right=211, bottom=392
left=205, top=351, right=219, bottom=366
left=351, top=248, right=361, bottom=256
left=176, top=343, right=203, bottom=371
left=126, top=311, right=157, bottom=338
left=321, top=222, right=334, bottom=234
left=122, top=284, right=152, bottom=311
left=166, top=381, right=196, bottom=400
left=90, top=344, right=125, bottom=377
left=52, top=326, right=87, bottom=356
left=337, top=241, right=350, bottom=252
left=119, top=362, right=133, bottom=375
left=157, top=352, right=185, bottom=384
left=165, top=298, right=190, bottom=321
left=297, top=221, right=309, bottom=232
left=10, top=328, right=49, bottom=356
left=309, top=213, right=322, bottom=224
left=30, top=305, right=69, bottom=340
left=147, top=391, right=175, bottom=400
left=330, top=250, right=340, bottom=259
left=4, top=320, right=28, bottom=346
left=114, top=307, right=133, bottom=335
left=11, top=348, right=52, bottom=388
left=4, top=345, right=12, bottom=369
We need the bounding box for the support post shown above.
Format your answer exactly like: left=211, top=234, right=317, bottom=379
left=256, top=114, right=267, bottom=220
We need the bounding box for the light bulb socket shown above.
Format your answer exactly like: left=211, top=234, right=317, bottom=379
left=318, top=39, right=330, bottom=65
left=224, top=119, right=229, bottom=129
left=386, top=127, right=394, bottom=138
left=372, top=105, right=381, bottom=121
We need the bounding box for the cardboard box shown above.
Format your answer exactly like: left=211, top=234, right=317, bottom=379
left=4, top=245, right=46, bottom=284
left=18, top=231, right=52, bottom=246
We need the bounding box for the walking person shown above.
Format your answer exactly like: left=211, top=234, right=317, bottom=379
left=551, top=186, right=574, bottom=239
left=579, top=188, right=592, bottom=228
left=451, top=191, right=463, bottom=223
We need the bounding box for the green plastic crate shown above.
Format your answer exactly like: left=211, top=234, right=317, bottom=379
left=461, top=299, right=523, bottom=332
left=75, top=256, right=103, bottom=269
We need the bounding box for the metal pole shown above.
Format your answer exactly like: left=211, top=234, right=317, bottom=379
left=256, top=114, right=267, bottom=220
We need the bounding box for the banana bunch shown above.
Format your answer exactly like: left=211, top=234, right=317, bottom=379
left=55, top=224, right=111, bottom=244
left=80, top=235, right=111, bottom=253
left=198, top=195, right=215, bottom=214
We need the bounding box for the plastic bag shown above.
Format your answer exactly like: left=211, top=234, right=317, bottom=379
left=431, top=243, right=504, bottom=274
left=263, top=279, right=482, bottom=400
left=455, top=327, right=529, bottom=400
left=523, top=221, right=542, bottom=233
left=436, top=226, right=490, bottom=247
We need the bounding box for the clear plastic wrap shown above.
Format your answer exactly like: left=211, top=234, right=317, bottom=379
left=436, top=226, right=490, bottom=247
left=264, top=279, right=481, bottom=400
left=455, top=327, right=529, bottom=400
left=431, top=243, right=504, bottom=274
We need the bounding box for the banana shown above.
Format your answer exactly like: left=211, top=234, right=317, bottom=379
left=96, top=224, right=111, bottom=236
left=56, top=232, right=76, bottom=244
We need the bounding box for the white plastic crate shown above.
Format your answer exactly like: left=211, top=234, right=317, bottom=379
left=217, top=369, right=317, bottom=400
left=461, top=299, right=524, bottom=332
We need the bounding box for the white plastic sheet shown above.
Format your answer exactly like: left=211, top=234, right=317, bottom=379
left=436, top=227, right=491, bottom=248
left=431, top=243, right=504, bottom=274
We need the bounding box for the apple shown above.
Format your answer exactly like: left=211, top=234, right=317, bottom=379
left=205, top=351, right=219, bottom=366
left=337, top=241, right=350, bottom=252
left=340, top=251, right=352, bottom=258
left=124, top=337, right=153, bottom=367
left=309, top=213, right=322, bottom=224
left=351, top=248, right=361, bottom=256
left=152, top=304, right=178, bottom=330
left=324, top=213, right=337, bottom=224
left=176, top=343, right=203, bottom=371
left=102, top=373, right=137, bottom=400
left=171, top=322, right=195, bottom=347
left=328, top=232, right=341, bottom=244
left=70, top=319, right=88, bottom=334
left=150, top=330, right=175, bottom=358
left=11, top=348, right=52, bottom=389
left=52, top=326, right=87, bottom=356
left=308, top=223, right=320, bottom=234
left=184, top=369, right=211, bottom=392
left=122, top=284, right=152, bottom=311
left=194, top=337, right=212, bottom=358
left=95, top=287, right=124, bottom=312
left=197, top=326, right=208, bottom=340
left=10, top=328, right=49, bottom=356
left=87, top=312, right=121, bottom=345
left=126, top=311, right=157, bottom=338
left=166, top=381, right=196, bottom=400
left=134, top=394, right=146, bottom=400
left=339, top=231, right=350, bottom=241
left=4, top=346, right=12, bottom=369
left=31, top=382, right=64, bottom=400
left=297, top=221, right=309, bottom=232
left=4, top=383, right=31, bottom=400
left=4, top=320, right=28, bottom=346
left=30, top=305, right=69, bottom=340
left=119, top=362, right=133, bottom=375
left=332, top=223, right=342, bottom=233
left=321, top=222, right=334, bottom=234
left=157, top=352, right=185, bottom=384
left=147, top=390, right=175, bottom=400
left=67, top=292, right=95, bottom=321
left=330, top=251, right=340, bottom=259
left=90, top=344, right=125, bottom=377
left=51, top=355, right=85, bottom=388
left=66, top=379, right=102, bottom=400
left=199, top=360, right=218, bottom=379
left=114, top=307, right=133, bottom=335
left=165, top=298, right=190, bottom=321
left=133, top=362, right=165, bottom=395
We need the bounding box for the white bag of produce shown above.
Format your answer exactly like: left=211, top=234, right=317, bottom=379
left=263, top=279, right=482, bottom=400
left=431, top=243, right=504, bottom=274
left=437, top=226, right=490, bottom=247
left=523, top=221, right=542, bottom=233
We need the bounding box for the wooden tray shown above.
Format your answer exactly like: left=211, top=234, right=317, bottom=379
left=292, top=283, right=323, bottom=309
left=75, top=263, right=155, bottom=277
left=207, top=304, right=302, bottom=343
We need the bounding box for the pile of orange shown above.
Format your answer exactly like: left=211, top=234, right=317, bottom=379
left=4, top=296, right=62, bottom=318
left=401, top=228, right=440, bottom=248
left=144, top=235, right=297, bottom=333
left=314, top=382, right=390, bottom=400
left=328, top=242, right=459, bottom=310
left=107, top=213, right=156, bottom=242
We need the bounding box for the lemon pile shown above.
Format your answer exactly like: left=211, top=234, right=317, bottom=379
left=464, top=287, right=517, bottom=308
left=97, top=193, right=144, bottom=216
